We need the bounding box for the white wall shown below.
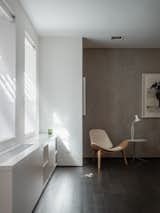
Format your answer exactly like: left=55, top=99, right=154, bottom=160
left=5, top=0, right=39, bottom=143
left=40, top=37, right=83, bottom=166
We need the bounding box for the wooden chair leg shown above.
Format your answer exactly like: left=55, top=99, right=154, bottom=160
left=97, top=150, right=102, bottom=171
left=92, top=150, right=96, bottom=162
left=122, top=150, right=128, bottom=165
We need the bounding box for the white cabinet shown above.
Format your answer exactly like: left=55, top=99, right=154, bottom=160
left=41, top=136, right=57, bottom=185
left=13, top=148, right=43, bottom=213
left=0, top=147, right=43, bottom=213
left=0, top=134, right=57, bottom=213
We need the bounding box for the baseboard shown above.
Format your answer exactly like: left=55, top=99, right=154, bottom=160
left=83, top=156, right=160, bottom=159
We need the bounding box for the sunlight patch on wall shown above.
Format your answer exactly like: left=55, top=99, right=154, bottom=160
left=52, top=112, right=70, bottom=151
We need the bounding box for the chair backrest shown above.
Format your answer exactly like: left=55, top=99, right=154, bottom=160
left=89, top=129, right=113, bottom=150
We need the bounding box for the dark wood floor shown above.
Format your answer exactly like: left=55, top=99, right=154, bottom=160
left=33, top=159, right=160, bottom=213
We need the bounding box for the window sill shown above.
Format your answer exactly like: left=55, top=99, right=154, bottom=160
left=24, top=132, right=37, bottom=139
left=0, top=136, right=16, bottom=144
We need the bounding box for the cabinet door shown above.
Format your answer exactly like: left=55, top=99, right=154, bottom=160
left=48, top=138, right=57, bottom=167
left=13, top=148, right=43, bottom=213
left=42, top=138, right=56, bottom=184
left=49, top=139, right=56, bottom=172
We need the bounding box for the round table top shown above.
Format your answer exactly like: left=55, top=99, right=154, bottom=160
left=128, top=138, right=147, bottom=142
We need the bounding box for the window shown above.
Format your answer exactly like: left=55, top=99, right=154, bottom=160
left=24, top=34, right=37, bottom=136
left=0, top=7, right=16, bottom=141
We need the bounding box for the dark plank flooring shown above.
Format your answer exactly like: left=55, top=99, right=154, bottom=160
left=33, top=159, right=160, bottom=213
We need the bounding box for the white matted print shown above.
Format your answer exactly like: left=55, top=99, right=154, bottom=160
left=142, top=73, right=160, bottom=118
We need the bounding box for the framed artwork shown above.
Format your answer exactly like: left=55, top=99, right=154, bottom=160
left=142, top=73, right=160, bottom=118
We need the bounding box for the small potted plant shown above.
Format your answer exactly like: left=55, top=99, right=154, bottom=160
left=48, top=128, right=53, bottom=136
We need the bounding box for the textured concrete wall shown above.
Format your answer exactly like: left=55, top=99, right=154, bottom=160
left=83, top=48, right=160, bottom=158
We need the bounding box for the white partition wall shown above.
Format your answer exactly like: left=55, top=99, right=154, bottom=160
left=40, top=37, right=83, bottom=166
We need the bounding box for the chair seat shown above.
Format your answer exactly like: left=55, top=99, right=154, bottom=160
left=106, top=146, right=122, bottom=152
left=91, top=143, right=124, bottom=152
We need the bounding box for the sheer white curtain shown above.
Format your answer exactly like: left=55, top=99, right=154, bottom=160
left=0, top=11, right=16, bottom=141
left=25, top=35, right=37, bottom=135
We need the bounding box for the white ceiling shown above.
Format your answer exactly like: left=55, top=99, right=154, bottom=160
left=20, top=0, right=160, bottom=48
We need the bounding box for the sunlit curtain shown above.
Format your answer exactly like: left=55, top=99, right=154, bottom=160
left=24, top=36, right=37, bottom=135
left=0, top=13, right=16, bottom=141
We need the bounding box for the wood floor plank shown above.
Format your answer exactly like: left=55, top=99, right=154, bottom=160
left=33, top=159, right=160, bottom=213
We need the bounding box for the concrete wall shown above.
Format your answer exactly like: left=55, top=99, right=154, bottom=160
left=39, top=37, right=83, bottom=166
left=5, top=0, right=39, bottom=143
left=83, top=48, right=160, bottom=158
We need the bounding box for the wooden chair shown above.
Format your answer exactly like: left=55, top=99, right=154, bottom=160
left=89, top=129, right=128, bottom=171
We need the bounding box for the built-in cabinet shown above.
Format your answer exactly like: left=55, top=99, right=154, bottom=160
left=0, top=134, right=57, bottom=213
left=13, top=148, right=42, bottom=213
left=41, top=135, right=57, bottom=185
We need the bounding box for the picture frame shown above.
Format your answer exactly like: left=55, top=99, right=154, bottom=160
left=142, top=73, right=160, bottom=118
